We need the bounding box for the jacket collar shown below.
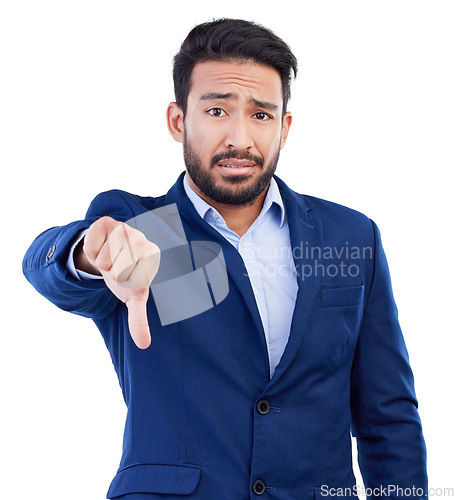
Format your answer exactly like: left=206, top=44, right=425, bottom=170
left=182, top=172, right=287, bottom=228
left=163, top=171, right=314, bottom=223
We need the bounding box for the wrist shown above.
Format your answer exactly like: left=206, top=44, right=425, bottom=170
left=74, top=237, right=101, bottom=276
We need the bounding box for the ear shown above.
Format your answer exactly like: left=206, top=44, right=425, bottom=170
left=279, top=111, right=292, bottom=150
left=167, top=102, right=184, bottom=143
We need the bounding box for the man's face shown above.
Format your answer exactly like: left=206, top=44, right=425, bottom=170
left=168, top=60, right=292, bottom=206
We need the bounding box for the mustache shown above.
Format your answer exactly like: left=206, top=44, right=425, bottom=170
left=210, top=151, right=264, bottom=168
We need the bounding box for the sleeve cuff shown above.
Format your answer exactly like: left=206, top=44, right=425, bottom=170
left=66, top=229, right=104, bottom=281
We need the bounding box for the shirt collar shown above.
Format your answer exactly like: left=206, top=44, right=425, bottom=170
left=183, top=172, right=286, bottom=228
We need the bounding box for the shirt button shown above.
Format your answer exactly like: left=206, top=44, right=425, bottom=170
left=256, top=399, right=270, bottom=415
left=252, top=479, right=266, bottom=495
left=240, top=240, right=247, bottom=248
left=211, top=212, right=218, bottom=219
left=46, top=246, right=56, bottom=260
left=252, top=286, right=258, bottom=295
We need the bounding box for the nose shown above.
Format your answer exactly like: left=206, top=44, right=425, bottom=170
left=223, top=114, right=254, bottom=150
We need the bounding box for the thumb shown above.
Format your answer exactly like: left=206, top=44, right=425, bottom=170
left=126, top=290, right=151, bottom=349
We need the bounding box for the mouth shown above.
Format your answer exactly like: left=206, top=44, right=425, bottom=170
left=216, top=158, right=256, bottom=176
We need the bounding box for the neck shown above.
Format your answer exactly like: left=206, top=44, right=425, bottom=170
left=188, top=178, right=269, bottom=237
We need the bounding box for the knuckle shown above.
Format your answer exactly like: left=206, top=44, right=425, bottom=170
left=149, top=241, right=161, bottom=254
left=127, top=227, right=146, bottom=244
left=94, top=215, right=113, bottom=230
left=97, top=216, right=123, bottom=235
left=94, top=254, right=109, bottom=271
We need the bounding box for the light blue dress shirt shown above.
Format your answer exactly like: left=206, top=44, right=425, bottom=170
left=183, top=174, right=298, bottom=378
left=68, top=175, right=299, bottom=378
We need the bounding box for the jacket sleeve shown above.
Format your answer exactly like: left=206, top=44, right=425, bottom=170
left=350, top=220, right=428, bottom=497
left=22, top=190, right=134, bottom=320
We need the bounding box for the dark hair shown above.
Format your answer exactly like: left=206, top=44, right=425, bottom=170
left=173, top=18, right=298, bottom=116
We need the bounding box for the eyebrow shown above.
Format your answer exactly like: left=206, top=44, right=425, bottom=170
left=200, top=92, right=279, bottom=111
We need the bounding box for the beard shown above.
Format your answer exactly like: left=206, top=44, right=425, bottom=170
left=183, top=132, right=280, bottom=207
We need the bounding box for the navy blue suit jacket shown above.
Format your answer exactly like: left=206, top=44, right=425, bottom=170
left=23, top=173, right=427, bottom=499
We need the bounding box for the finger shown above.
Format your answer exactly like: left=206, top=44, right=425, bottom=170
left=110, top=246, right=137, bottom=284
left=92, top=237, right=114, bottom=272
left=85, top=218, right=125, bottom=270
left=126, top=292, right=151, bottom=349
left=102, top=223, right=133, bottom=272
left=112, top=224, right=141, bottom=281
left=114, top=234, right=160, bottom=287
left=83, top=222, right=108, bottom=265
left=121, top=252, right=160, bottom=289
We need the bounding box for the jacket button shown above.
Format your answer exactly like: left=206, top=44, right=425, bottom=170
left=256, top=399, right=270, bottom=415
left=252, top=479, right=266, bottom=495
left=46, top=246, right=56, bottom=260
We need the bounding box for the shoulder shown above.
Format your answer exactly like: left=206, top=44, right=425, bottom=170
left=275, top=176, right=373, bottom=231
left=85, top=189, right=167, bottom=221
left=303, top=194, right=377, bottom=251
left=303, top=193, right=372, bottom=228
left=275, top=175, right=377, bottom=248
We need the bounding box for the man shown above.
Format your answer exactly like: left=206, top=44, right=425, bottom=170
left=23, top=18, right=427, bottom=500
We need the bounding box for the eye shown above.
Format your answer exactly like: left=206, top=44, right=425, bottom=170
left=207, top=108, right=226, bottom=117
left=254, top=112, right=273, bottom=121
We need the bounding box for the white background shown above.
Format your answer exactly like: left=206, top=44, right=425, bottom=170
left=1, top=1, right=454, bottom=499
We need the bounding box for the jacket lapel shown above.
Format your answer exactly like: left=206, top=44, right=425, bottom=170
left=267, top=177, right=324, bottom=386
left=164, top=173, right=267, bottom=347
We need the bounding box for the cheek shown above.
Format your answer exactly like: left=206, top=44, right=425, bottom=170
left=186, top=121, right=221, bottom=158
left=256, top=130, right=281, bottom=159
left=185, top=132, right=215, bottom=167
left=194, top=129, right=213, bottom=149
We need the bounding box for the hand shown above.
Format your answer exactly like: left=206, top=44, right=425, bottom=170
left=82, top=216, right=160, bottom=349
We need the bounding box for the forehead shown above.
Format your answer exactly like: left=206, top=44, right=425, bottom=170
left=189, top=60, right=283, bottom=102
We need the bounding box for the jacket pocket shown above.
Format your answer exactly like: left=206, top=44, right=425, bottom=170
left=107, top=463, right=202, bottom=498
left=320, top=284, right=364, bottom=308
